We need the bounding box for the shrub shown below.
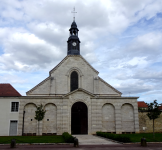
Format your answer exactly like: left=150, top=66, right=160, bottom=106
left=96, top=131, right=131, bottom=143
left=62, top=132, right=74, bottom=143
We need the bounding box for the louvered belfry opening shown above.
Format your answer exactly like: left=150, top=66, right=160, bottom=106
left=70, top=71, right=78, bottom=92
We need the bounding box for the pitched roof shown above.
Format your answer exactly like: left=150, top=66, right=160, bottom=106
left=26, top=77, right=50, bottom=95
left=138, top=101, right=148, bottom=108
left=0, top=83, right=21, bottom=97
left=159, top=106, right=162, bottom=110
left=99, top=77, right=122, bottom=95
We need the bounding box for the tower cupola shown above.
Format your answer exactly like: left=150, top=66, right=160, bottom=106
left=67, top=21, right=80, bottom=55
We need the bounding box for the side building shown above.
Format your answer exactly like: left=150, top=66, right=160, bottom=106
left=138, top=101, right=162, bottom=133
left=0, top=84, right=21, bottom=136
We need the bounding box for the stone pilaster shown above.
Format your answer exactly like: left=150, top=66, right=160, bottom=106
left=134, top=104, right=140, bottom=133
left=93, top=77, right=99, bottom=94
left=115, top=105, right=122, bottom=134
left=18, top=100, right=25, bottom=136
left=62, top=99, right=69, bottom=133
left=56, top=103, right=63, bottom=135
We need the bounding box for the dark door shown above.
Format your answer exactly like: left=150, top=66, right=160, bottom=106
left=71, top=102, right=88, bottom=134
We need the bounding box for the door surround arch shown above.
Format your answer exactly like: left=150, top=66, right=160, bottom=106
left=71, top=101, right=88, bottom=134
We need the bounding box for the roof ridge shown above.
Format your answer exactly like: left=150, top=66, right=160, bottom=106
left=79, top=55, right=99, bottom=74
left=98, top=77, right=122, bottom=95
left=10, top=84, right=22, bottom=96
left=49, top=55, right=69, bottom=74
left=0, top=83, right=10, bottom=84
left=0, top=83, right=21, bottom=96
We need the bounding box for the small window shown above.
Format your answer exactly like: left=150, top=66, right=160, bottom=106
left=47, top=119, right=49, bottom=121
left=70, top=71, right=78, bottom=92
left=11, top=102, right=19, bottom=112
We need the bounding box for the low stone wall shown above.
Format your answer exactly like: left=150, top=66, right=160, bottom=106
left=139, top=112, right=162, bottom=133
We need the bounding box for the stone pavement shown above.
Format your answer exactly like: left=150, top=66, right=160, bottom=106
left=73, top=134, right=119, bottom=145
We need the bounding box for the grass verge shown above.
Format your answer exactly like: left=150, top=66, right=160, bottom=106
left=125, top=133, right=162, bottom=142
left=0, top=135, right=65, bottom=144
left=96, top=132, right=162, bottom=143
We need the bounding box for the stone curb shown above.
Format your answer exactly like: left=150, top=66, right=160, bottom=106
left=124, top=142, right=162, bottom=144
left=94, top=135, right=162, bottom=144
left=0, top=143, right=73, bottom=146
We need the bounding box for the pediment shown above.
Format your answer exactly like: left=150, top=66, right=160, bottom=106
left=63, top=88, right=96, bottom=98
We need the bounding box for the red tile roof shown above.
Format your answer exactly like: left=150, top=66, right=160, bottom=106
left=138, top=101, right=148, bottom=108
left=159, top=106, right=162, bottom=110
left=0, top=83, right=21, bottom=97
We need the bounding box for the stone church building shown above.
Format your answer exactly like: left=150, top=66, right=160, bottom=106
left=0, top=20, right=139, bottom=136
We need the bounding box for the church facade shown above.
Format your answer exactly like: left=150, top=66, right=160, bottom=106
left=1, top=21, right=140, bottom=136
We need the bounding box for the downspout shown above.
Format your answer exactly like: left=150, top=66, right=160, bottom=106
left=22, top=111, right=25, bottom=136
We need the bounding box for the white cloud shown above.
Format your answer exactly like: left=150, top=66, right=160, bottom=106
left=0, top=31, right=63, bottom=71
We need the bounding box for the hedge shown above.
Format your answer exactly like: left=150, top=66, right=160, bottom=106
left=96, top=131, right=131, bottom=143
left=62, top=132, right=74, bottom=143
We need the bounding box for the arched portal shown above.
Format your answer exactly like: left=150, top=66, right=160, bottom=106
left=70, top=71, right=78, bottom=92
left=71, top=102, right=88, bottom=134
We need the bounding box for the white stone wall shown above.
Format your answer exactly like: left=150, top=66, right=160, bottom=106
left=99, top=79, right=120, bottom=95
left=24, top=103, right=37, bottom=134
left=42, top=103, right=57, bottom=134
left=51, top=56, right=98, bottom=94
left=16, top=94, right=139, bottom=136
left=0, top=98, right=19, bottom=136
left=91, top=97, right=139, bottom=134
left=27, top=56, right=121, bottom=96
left=121, top=104, right=135, bottom=132
left=102, top=104, right=115, bottom=132
left=28, top=78, right=50, bottom=95
left=18, top=97, right=64, bottom=135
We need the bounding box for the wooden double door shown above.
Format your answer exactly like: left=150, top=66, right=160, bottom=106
left=71, top=102, right=88, bottom=134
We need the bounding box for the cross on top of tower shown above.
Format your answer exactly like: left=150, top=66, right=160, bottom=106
left=71, top=7, right=77, bottom=21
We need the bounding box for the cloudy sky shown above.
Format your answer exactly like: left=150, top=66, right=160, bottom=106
left=0, top=0, right=162, bottom=104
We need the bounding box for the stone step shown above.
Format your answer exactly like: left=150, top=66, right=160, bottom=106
left=72, top=135, right=120, bottom=145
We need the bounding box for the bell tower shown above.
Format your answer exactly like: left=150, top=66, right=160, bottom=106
left=67, top=8, right=80, bottom=55
left=67, top=21, right=80, bottom=55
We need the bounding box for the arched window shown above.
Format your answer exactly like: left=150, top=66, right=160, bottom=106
left=70, top=71, right=78, bottom=92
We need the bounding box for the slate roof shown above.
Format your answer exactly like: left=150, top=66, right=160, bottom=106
left=138, top=101, right=148, bottom=108
left=0, top=83, right=21, bottom=97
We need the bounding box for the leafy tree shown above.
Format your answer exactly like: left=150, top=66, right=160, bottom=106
left=35, top=104, right=46, bottom=135
left=146, top=100, right=161, bottom=138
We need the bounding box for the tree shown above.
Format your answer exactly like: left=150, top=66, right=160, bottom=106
left=146, top=100, right=161, bottom=138
left=35, top=104, right=46, bottom=135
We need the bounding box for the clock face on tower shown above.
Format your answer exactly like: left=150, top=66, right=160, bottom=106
left=72, top=42, right=77, bottom=46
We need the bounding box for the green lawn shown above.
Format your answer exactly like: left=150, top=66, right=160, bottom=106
left=0, top=135, right=65, bottom=144
left=123, top=133, right=162, bottom=142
